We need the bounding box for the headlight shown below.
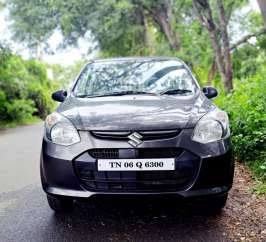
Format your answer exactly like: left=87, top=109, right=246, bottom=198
left=192, top=108, right=230, bottom=144
left=45, top=112, right=80, bottom=146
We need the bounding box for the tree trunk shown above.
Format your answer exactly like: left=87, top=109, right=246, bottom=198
left=36, top=41, right=43, bottom=61
left=258, top=0, right=266, bottom=26
left=143, top=15, right=155, bottom=53
left=217, top=0, right=233, bottom=91
left=207, top=58, right=217, bottom=85
left=156, top=13, right=180, bottom=51
left=208, top=30, right=229, bottom=92
left=135, top=0, right=181, bottom=51
left=193, top=0, right=233, bottom=92
left=163, top=0, right=180, bottom=51
left=136, top=6, right=149, bottom=55
left=146, top=0, right=181, bottom=51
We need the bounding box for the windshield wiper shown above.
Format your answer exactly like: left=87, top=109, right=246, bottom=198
left=115, top=91, right=157, bottom=95
left=160, top=89, right=192, bottom=95
left=77, top=91, right=156, bottom=98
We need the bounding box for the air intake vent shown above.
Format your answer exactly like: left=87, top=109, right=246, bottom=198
left=89, top=149, right=119, bottom=159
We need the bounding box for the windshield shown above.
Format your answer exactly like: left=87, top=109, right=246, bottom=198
left=73, top=60, right=197, bottom=97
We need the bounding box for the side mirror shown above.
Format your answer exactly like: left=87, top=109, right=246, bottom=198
left=51, top=90, right=67, bottom=102
left=202, top=86, right=218, bottom=99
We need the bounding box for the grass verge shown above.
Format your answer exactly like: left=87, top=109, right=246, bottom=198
left=253, top=183, right=266, bottom=195
left=247, top=156, right=266, bottom=194
left=0, top=116, right=41, bottom=130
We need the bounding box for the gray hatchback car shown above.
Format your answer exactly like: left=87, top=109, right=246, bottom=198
left=41, top=57, right=234, bottom=213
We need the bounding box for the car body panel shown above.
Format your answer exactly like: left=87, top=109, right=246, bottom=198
left=57, top=93, right=214, bottom=131
left=41, top=57, right=234, bottom=200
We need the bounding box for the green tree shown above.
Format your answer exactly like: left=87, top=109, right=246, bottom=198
left=7, top=0, right=58, bottom=59
left=6, top=0, right=188, bottom=55
left=7, top=0, right=263, bottom=91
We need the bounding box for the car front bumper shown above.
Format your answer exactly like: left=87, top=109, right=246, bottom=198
left=40, top=129, right=234, bottom=198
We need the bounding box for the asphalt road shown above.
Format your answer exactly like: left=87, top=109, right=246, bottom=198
left=0, top=123, right=264, bottom=242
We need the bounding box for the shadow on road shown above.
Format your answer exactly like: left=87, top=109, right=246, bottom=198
left=0, top=186, right=229, bottom=241
left=47, top=195, right=227, bottom=241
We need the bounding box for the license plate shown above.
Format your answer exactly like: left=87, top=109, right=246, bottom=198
left=98, top=158, right=175, bottom=171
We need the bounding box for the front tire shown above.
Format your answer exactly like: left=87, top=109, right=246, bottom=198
left=47, top=194, right=74, bottom=212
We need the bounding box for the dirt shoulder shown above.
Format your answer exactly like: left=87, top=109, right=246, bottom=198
left=223, top=162, right=266, bottom=241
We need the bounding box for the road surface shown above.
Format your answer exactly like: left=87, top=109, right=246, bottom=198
left=0, top=123, right=265, bottom=242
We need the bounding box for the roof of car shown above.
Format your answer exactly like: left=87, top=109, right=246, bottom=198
left=89, top=56, right=184, bottom=64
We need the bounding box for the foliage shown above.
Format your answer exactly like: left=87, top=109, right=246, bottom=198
left=0, top=116, right=41, bottom=129
left=6, top=99, right=36, bottom=121
left=6, top=0, right=58, bottom=54
left=216, top=68, right=266, bottom=183
left=253, top=182, right=266, bottom=195
left=47, top=60, right=87, bottom=90
left=0, top=45, right=58, bottom=122
left=6, top=0, right=258, bottom=75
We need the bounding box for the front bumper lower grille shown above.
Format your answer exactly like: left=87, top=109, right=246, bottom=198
left=74, top=149, right=200, bottom=192
left=89, top=149, right=119, bottom=159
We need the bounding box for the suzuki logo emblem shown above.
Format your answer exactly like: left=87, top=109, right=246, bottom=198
left=128, top=132, right=143, bottom=147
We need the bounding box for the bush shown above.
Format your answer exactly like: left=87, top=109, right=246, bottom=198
left=27, top=82, right=54, bottom=118
left=0, top=90, right=7, bottom=120
left=216, top=70, right=266, bottom=182
left=0, top=45, right=57, bottom=124
left=6, top=99, right=37, bottom=121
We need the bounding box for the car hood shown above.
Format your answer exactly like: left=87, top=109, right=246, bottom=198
left=57, top=94, right=214, bottom=131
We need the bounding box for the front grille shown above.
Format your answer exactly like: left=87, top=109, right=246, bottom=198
left=75, top=161, right=198, bottom=192
left=91, top=130, right=180, bottom=140
left=74, top=149, right=200, bottom=192
left=88, top=148, right=182, bottom=159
